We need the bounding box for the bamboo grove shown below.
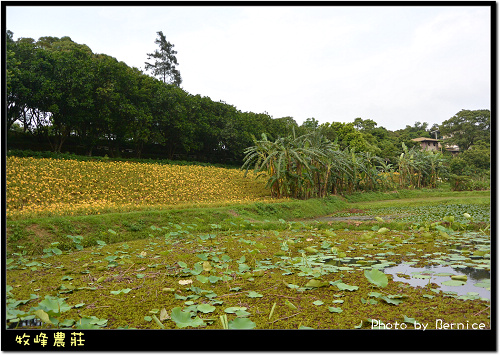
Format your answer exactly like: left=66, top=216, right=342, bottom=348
left=242, top=131, right=449, bottom=199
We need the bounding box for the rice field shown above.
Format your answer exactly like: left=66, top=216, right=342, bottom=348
left=6, top=157, right=271, bottom=218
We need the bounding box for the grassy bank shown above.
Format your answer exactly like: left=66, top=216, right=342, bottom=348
left=6, top=189, right=490, bottom=256
left=6, top=196, right=348, bottom=255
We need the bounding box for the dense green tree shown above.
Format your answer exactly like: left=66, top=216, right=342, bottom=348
left=145, top=31, right=182, bottom=86
left=322, top=122, right=381, bottom=155
left=353, top=117, right=377, bottom=131
left=6, top=34, right=53, bottom=134
left=459, top=140, right=490, bottom=172
left=39, top=37, right=95, bottom=152
left=267, top=116, right=299, bottom=140
left=440, top=109, right=490, bottom=151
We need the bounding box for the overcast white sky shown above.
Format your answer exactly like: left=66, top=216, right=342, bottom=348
left=6, top=5, right=491, bottom=131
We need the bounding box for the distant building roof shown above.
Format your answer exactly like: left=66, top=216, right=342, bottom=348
left=411, top=137, right=441, bottom=142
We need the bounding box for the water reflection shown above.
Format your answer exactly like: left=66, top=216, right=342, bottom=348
left=383, top=263, right=491, bottom=299
left=8, top=318, right=43, bottom=329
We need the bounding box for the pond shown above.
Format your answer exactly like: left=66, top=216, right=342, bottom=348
left=383, top=263, right=490, bottom=300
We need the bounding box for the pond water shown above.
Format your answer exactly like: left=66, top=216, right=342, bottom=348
left=8, top=318, right=43, bottom=329
left=382, top=263, right=491, bottom=300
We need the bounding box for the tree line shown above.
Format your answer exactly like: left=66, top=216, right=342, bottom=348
left=7, top=31, right=299, bottom=163
left=6, top=30, right=490, bottom=173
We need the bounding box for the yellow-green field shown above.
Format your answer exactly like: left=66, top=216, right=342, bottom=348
left=6, top=157, right=271, bottom=219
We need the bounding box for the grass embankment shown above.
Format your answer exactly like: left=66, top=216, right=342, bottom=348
left=7, top=189, right=490, bottom=256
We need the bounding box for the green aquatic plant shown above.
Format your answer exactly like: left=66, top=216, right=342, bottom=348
left=364, top=268, right=389, bottom=288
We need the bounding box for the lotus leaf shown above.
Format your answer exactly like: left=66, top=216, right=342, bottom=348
left=34, top=309, right=52, bottom=324
left=197, top=304, right=216, bottom=313
left=247, top=291, right=263, bottom=298
left=441, top=280, right=466, bottom=286
left=196, top=275, right=209, bottom=283
left=225, top=306, right=247, bottom=314
left=380, top=296, right=403, bottom=305
left=202, top=261, right=212, bottom=271
left=228, top=317, right=256, bottom=329
left=328, top=307, right=343, bottom=313
left=364, top=268, right=388, bottom=288
left=305, top=279, right=327, bottom=288
left=336, top=282, right=358, bottom=291
left=38, top=295, right=72, bottom=315
left=285, top=299, right=297, bottom=310
left=170, top=307, right=205, bottom=328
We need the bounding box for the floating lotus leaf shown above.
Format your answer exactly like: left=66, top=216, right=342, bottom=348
left=441, top=280, right=466, bottom=286
left=159, top=308, right=170, bottom=321
left=235, top=309, right=252, bottom=317
left=442, top=215, right=455, bottom=223
left=197, top=304, right=216, bottom=313
left=285, top=299, right=297, bottom=310
left=225, top=306, right=247, bottom=314
left=170, top=307, right=205, bottom=328
left=305, top=247, right=318, bottom=254
left=34, top=309, right=52, bottom=324
left=473, top=250, right=488, bottom=256
left=364, top=268, right=388, bottom=288
left=247, top=291, right=263, bottom=298
left=380, top=296, right=403, bottom=305
left=336, top=282, right=359, bottom=291
left=305, top=279, right=327, bottom=288
left=229, top=317, right=256, bottom=329
left=208, top=276, right=220, bottom=283
left=412, top=274, right=431, bottom=279
left=38, top=295, right=72, bottom=315
left=328, top=307, right=343, bottom=313
left=196, top=275, right=208, bottom=283
left=110, top=288, right=132, bottom=295
left=474, top=280, right=491, bottom=289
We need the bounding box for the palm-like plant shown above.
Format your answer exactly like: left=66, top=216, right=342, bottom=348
left=242, top=133, right=449, bottom=199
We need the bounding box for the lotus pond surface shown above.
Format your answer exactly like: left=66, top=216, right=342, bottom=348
left=6, top=214, right=491, bottom=330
